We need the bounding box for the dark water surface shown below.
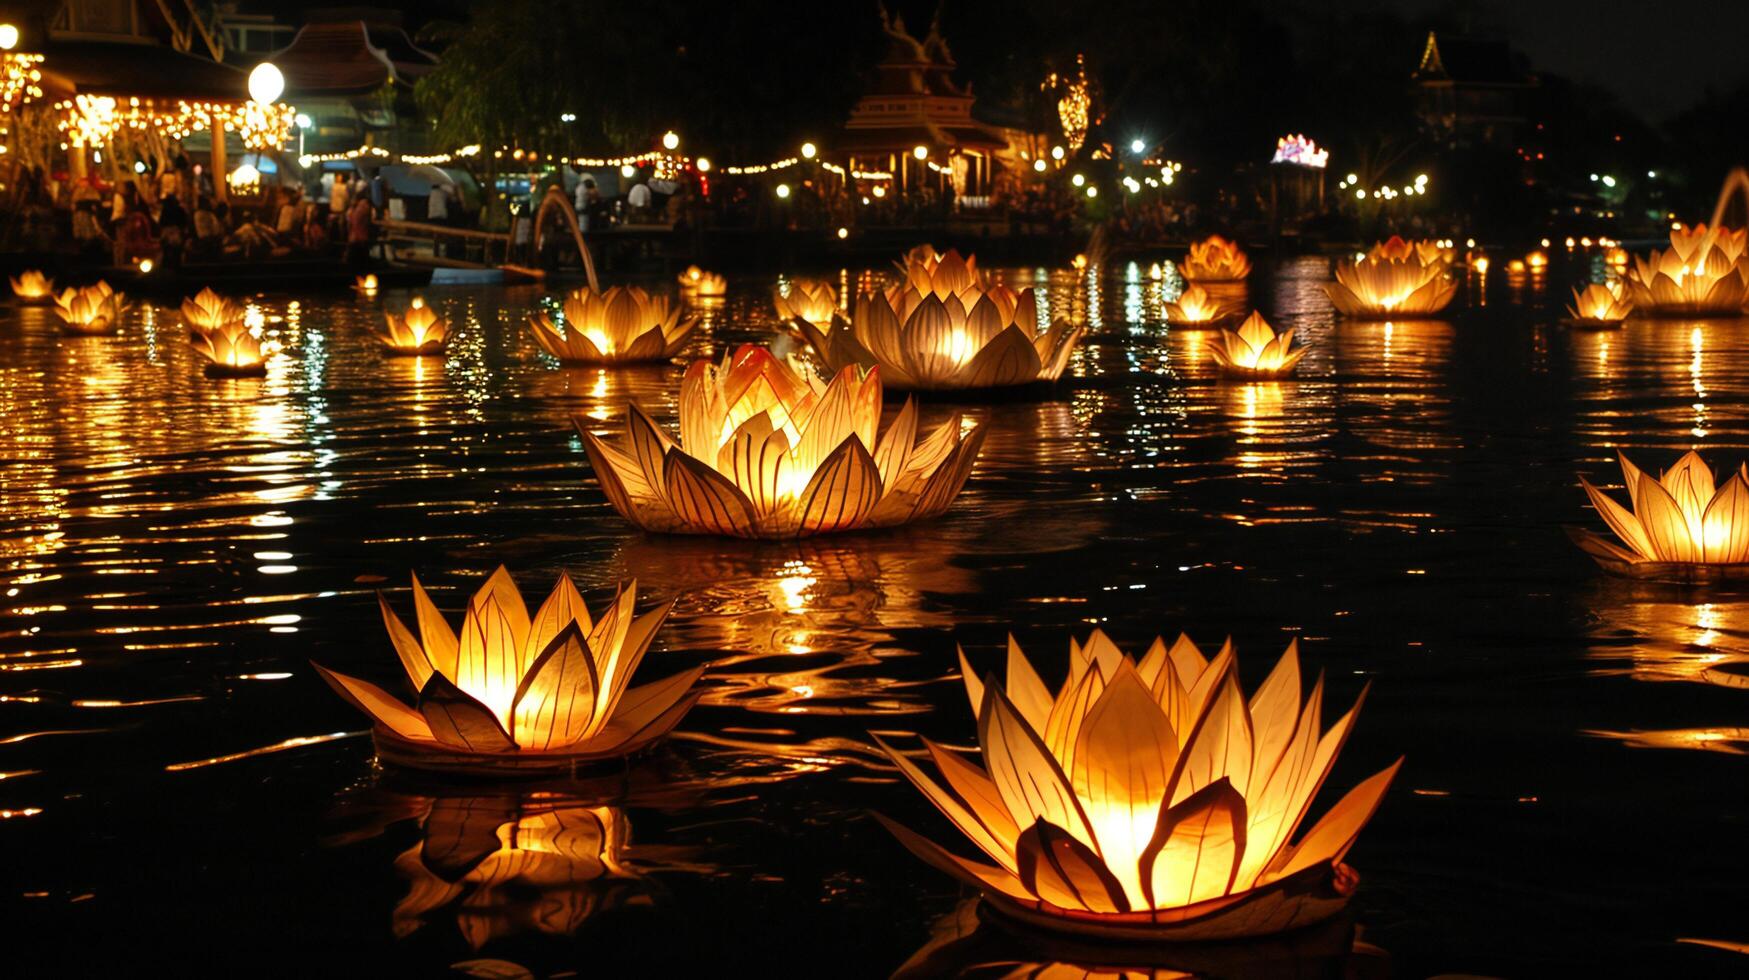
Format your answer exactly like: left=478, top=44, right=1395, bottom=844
left=3, top=258, right=1746, bottom=976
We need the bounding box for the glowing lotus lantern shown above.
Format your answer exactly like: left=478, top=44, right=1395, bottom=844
left=1573, top=451, right=1749, bottom=580
left=1324, top=237, right=1456, bottom=318
left=773, top=278, right=839, bottom=327
left=577, top=345, right=986, bottom=538
left=52, top=282, right=128, bottom=335
left=1208, top=312, right=1307, bottom=377
left=1605, top=246, right=1629, bottom=268
left=355, top=274, right=379, bottom=293
left=796, top=250, right=1083, bottom=391
left=677, top=265, right=727, bottom=297
left=875, top=630, right=1401, bottom=941
left=1625, top=224, right=1749, bottom=315
left=190, top=321, right=267, bottom=377
left=394, top=797, right=655, bottom=947
left=1179, top=235, right=1252, bottom=283
left=1163, top=284, right=1233, bottom=326
left=380, top=298, right=451, bottom=355
left=1565, top=282, right=1632, bottom=328
left=9, top=269, right=53, bottom=302
left=314, top=567, right=705, bottom=774
left=180, top=287, right=245, bottom=337
left=529, top=286, right=697, bottom=364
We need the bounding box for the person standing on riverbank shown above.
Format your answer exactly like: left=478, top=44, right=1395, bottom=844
left=345, top=193, right=373, bottom=266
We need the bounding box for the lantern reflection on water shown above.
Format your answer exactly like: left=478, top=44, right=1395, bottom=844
left=529, top=285, right=697, bottom=364
left=578, top=346, right=985, bottom=538
left=1574, top=451, right=1749, bottom=581
left=314, top=566, right=705, bottom=774
left=875, top=631, right=1400, bottom=941
left=797, top=248, right=1083, bottom=391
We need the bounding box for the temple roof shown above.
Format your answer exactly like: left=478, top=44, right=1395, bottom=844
left=271, top=20, right=404, bottom=97
left=1414, top=31, right=1530, bottom=86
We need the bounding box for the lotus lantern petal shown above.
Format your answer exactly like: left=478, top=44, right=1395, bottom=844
left=1208, top=312, right=1307, bottom=376
left=529, top=285, right=697, bottom=364
left=181, top=287, right=245, bottom=336
left=1324, top=237, right=1456, bottom=318
left=53, top=281, right=128, bottom=335
left=315, top=566, right=705, bottom=773
left=1624, top=223, right=1749, bottom=315
left=380, top=299, right=451, bottom=355
left=678, top=265, right=727, bottom=297
left=876, top=631, right=1401, bottom=941
left=1163, top=284, right=1234, bottom=325
left=355, top=274, right=379, bottom=293
left=10, top=269, right=54, bottom=302
left=773, top=278, right=839, bottom=327
left=1565, top=282, right=1632, bottom=327
left=1574, top=451, right=1749, bottom=580
left=797, top=248, right=1083, bottom=391
left=190, top=321, right=267, bottom=376
left=1179, top=235, right=1252, bottom=283
left=577, top=345, right=986, bottom=538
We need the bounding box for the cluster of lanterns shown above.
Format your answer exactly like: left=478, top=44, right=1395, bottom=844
left=41, top=215, right=1749, bottom=950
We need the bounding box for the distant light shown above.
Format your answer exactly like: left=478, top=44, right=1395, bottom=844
left=1414, top=173, right=1428, bottom=185
left=1085, top=185, right=1097, bottom=198
left=661, top=130, right=680, bottom=151
left=872, top=185, right=886, bottom=198
left=1473, top=256, right=1490, bottom=274
left=1354, top=188, right=1365, bottom=199
left=1050, top=145, right=1065, bottom=161
left=695, top=156, right=711, bottom=172
left=1588, top=173, right=1599, bottom=182
left=1032, top=159, right=1046, bottom=172
left=836, top=226, right=848, bottom=239
left=93, top=150, right=102, bottom=163
left=0, top=24, right=20, bottom=50
left=1071, top=173, right=1085, bottom=187
left=800, top=142, right=817, bottom=160
left=1647, top=170, right=1657, bottom=178
left=1466, top=238, right=1476, bottom=248
left=775, top=183, right=791, bottom=199
left=619, top=164, right=635, bottom=178
left=133, top=160, right=146, bottom=174
left=1345, top=172, right=1358, bottom=184
left=247, top=62, right=285, bottom=104
left=137, top=258, right=154, bottom=274
left=1540, top=238, right=1550, bottom=247
left=229, top=163, right=260, bottom=185
left=912, top=145, right=928, bottom=160
left=294, top=112, right=312, bottom=130
left=1130, top=138, right=1145, bottom=154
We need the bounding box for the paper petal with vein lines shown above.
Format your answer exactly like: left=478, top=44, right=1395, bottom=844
left=314, top=567, right=700, bottom=763
left=876, top=630, right=1399, bottom=938
left=1324, top=237, right=1457, bottom=318
left=576, top=345, right=984, bottom=537
left=528, top=285, right=697, bottom=363
left=1577, top=450, right=1749, bottom=566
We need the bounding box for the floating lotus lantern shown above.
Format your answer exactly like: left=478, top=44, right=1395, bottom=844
left=180, top=287, right=245, bottom=337
left=875, top=631, right=1401, bottom=941
left=1208, top=312, right=1307, bottom=377
left=314, top=567, right=706, bottom=774
left=1179, top=235, right=1252, bottom=283
left=1625, top=224, right=1749, bottom=315
left=1324, top=237, right=1457, bottom=318
left=355, top=273, right=379, bottom=293
left=529, top=286, right=697, bottom=364
left=53, top=282, right=128, bottom=335
left=677, top=265, right=727, bottom=297
left=9, top=270, right=53, bottom=302
left=1573, top=451, right=1749, bottom=581
left=1525, top=250, right=1549, bottom=271
left=1605, top=246, right=1629, bottom=268
left=380, top=298, right=451, bottom=355
left=1163, top=284, right=1234, bottom=326
left=773, top=278, right=839, bottom=328
left=395, top=799, right=647, bottom=947
left=1565, top=282, right=1632, bottom=328
left=577, top=345, right=986, bottom=538
left=795, top=250, right=1082, bottom=391
left=190, top=321, right=267, bottom=377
